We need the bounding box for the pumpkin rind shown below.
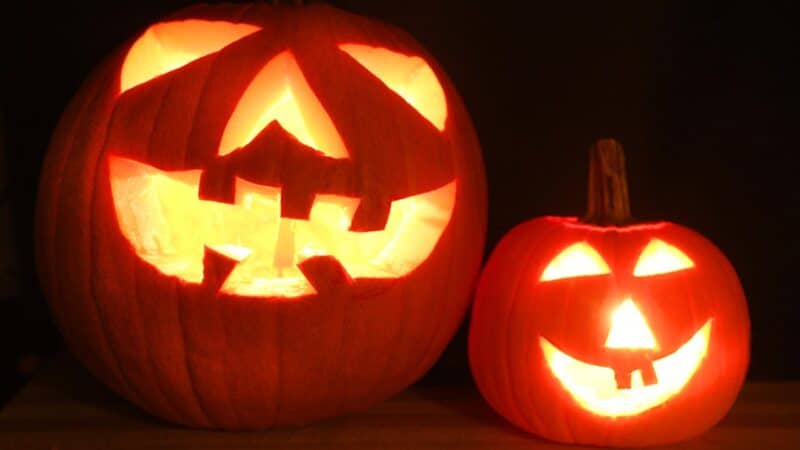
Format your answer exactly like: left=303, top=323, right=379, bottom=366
left=36, top=3, right=486, bottom=429
left=469, top=218, right=749, bottom=446
left=468, top=140, right=749, bottom=447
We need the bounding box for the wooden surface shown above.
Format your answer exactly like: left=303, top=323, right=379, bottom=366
left=1, top=356, right=799, bottom=449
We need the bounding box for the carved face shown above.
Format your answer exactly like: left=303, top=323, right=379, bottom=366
left=469, top=217, right=749, bottom=446
left=109, top=19, right=457, bottom=298
left=538, top=238, right=708, bottom=416
left=37, top=4, right=486, bottom=429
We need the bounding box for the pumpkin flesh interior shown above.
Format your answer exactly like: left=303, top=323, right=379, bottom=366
left=109, top=157, right=455, bottom=297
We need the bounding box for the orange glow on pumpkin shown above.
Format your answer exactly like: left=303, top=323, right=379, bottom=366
left=540, top=298, right=712, bottom=417
left=112, top=26, right=458, bottom=298
left=540, top=242, right=610, bottom=281
left=469, top=139, right=750, bottom=446
left=109, top=156, right=455, bottom=297
left=634, top=239, right=695, bottom=277
left=38, top=2, right=490, bottom=432
left=339, top=44, right=447, bottom=131
left=218, top=50, right=349, bottom=159
left=120, top=20, right=261, bottom=94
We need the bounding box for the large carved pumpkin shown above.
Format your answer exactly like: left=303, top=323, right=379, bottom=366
left=36, top=3, right=486, bottom=429
left=469, top=140, right=748, bottom=447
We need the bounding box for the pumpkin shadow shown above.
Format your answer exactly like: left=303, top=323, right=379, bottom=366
left=409, top=381, right=556, bottom=442
left=34, top=353, right=171, bottom=427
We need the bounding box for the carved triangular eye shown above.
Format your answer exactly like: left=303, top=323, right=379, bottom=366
left=217, top=50, right=348, bottom=159
left=633, top=239, right=694, bottom=277
left=540, top=242, right=611, bottom=282
left=120, top=20, right=261, bottom=94
left=339, top=44, right=447, bottom=131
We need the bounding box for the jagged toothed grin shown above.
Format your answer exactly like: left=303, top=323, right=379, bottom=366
left=539, top=320, right=712, bottom=417
left=109, top=155, right=455, bottom=298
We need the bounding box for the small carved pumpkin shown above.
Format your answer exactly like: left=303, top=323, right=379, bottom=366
left=36, top=3, right=486, bottom=429
left=469, top=140, right=748, bottom=447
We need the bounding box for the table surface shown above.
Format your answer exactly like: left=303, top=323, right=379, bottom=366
left=1, top=356, right=799, bottom=450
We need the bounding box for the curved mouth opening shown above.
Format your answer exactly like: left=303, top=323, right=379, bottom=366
left=109, top=156, right=456, bottom=298
left=539, top=320, right=712, bottom=417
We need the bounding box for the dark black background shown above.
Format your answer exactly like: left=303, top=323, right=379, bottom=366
left=1, top=1, right=797, bottom=405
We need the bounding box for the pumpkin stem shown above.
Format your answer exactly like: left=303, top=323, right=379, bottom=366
left=582, top=138, right=633, bottom=226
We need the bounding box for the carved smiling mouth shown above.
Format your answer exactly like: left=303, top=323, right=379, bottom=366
left=539, top=320, right=712, bottom=417
left=109, top=155, right=455, bottom=298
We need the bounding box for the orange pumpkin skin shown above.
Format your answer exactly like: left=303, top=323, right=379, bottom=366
left=36, top=4, right=486, bottom=429
left=469, top=216, right=749, bottom=447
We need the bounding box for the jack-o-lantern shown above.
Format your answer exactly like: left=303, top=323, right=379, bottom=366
left=36, top=3, right=486, bottom=429
left=469, top=140, right=749, bottom=447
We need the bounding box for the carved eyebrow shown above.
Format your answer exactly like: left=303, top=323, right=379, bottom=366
left=120, top=20, right=261, bottom=94
left=633, top=239, right=694, bottom=277
left=339, top=44, right=447, bottom=131
left=540, top=242, right=611, bottom=282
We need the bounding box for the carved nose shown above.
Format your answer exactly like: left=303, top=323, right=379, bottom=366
left=605, top=299, right=657, bottom=350
left=605, top=299, right=659, bottom=389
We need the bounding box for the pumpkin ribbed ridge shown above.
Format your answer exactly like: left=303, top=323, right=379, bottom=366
left=37, top=3, right=486, bottom=429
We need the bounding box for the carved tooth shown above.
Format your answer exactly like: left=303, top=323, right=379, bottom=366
left=613, top=360, right=658, bottom=389
left=198, top=160, right=236, bottom=204
left=202, top=246, right=239, bottom=292
left=608, top=350, right=657, bottom=389
left=640, top=361, right=658, bottom=386
left=279, top=184, right=315, bottom=219
left=298, top=255, right=353, bottom=295
left=349, top=193, right=391, bottom=232
left=614, top=369, right=633, bottom=390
